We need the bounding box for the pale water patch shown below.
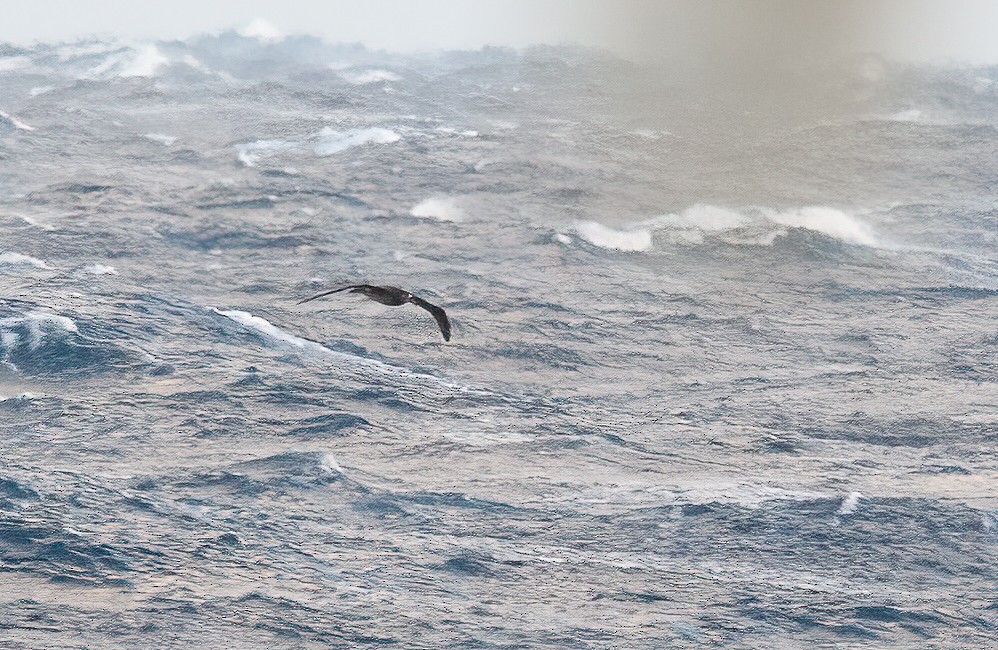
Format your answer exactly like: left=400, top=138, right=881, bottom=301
left=890, top=108, right=923, bottom=122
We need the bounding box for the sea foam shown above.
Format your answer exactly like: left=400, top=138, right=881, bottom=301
left=569, top=205, right=877, bottom=252
left=0, top=110, right=36, bottom=132
left=340, top=69, right=401, bottom=85
left=573, top=222, right=653, bottom=252
left=410, top=196, right=464, bottom=222
left=314, top=127, right=401, bottom=156
left=0, top=252, right=50, bottom=269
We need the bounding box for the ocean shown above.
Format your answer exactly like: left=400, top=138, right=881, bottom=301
left=1, top=32, right=997, bottom=648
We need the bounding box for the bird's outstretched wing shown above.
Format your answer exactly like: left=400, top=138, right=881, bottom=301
left=408, top=295, right=452, bottom=341
left=297, top=285, right=372, bottom=304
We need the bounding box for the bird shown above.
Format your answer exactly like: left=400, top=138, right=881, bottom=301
left=298, top=285, right=451, bottom=341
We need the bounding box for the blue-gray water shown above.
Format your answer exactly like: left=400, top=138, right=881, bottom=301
left=1, top=34, right=997, bottom=648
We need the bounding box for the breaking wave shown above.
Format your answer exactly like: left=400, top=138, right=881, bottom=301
left=0, top=310, right=134, bottom=374
left=410, top=196, right=465, bottom=222
left=314, top=127, right=401, bottom=156
left=0, top=252, right=50, bottom=269
left=566, top=205, right=877, bottom=252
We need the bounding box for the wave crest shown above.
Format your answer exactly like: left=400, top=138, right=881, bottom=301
left=566, top=205, right=877, bottom=252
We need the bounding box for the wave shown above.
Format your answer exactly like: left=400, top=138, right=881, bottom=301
left=143, top=133, right=177, bottom=146
left=0, top=110, right=35, bottom=132
left=85, top=43, right=169, bottom=79
left=235, top=138, right=295, bottom=166
left=76, top=264, right=118, bottom=276
left=0, top=55, right=30, bottom=73
left=410, top=196, right=464, bottom=222
left=0, top=310, right=134, bottom=375
left=0, top=252, right=50, bottom=269
left=213, top=308, right=445, bottom=381
left=313, top=127, right=401, bottom=156
left=182, top=452, right=347, bottom=496
left=572, top=222, right=652, bottom=251
left=235, top=126, right=401, bottom=166
left=238, top=18, right=285, bottom=43
left=340, top=69, right=400, bottom=85
left=564, top=205, right=877, bottom=252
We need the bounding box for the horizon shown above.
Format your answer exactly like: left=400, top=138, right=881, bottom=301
left=2, top=1, right=998, bottom=65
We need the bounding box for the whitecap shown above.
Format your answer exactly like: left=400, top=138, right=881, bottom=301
left=29, top=86, right=55, bottom=97
left=340, top=69, right=401, bottom=85
left=117, top=44, right=169, bottom=78
left=573, top=222, right=653, bottom=252
left=235, top=139, right=295, bottom=166
left=144, top=133, right=177, bottom=146
left=77, top=264, right=118, bottom=276
left=837, top=491, right=863, bottom=515
left=0, top=252, right=50, bottom=269
left=410, top=196, right=464, bottom=222
left=19, top=216, right=55, bottom=231
left=764, top=206, right=876, bottom=246
left=0, top=311, right=79, bottom=351
left=212, top=308, right=483, bottom=394
left=0, top=110, right=36, bottom=132
left=0, top=56, right=30, bottom=73
left=239, top=18, right=284, bottom=43
left=313, top=127, right=401, bottom=156
left=320, top=453, right=344, bottom=474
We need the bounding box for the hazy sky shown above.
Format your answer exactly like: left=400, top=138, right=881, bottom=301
left=2, top=0, right=998, bottom=64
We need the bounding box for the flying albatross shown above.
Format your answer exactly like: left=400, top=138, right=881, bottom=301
left=298, top=285, right=452, bottom=341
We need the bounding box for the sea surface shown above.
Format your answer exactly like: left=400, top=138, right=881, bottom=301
left=1, top=32, right=997, bottom=649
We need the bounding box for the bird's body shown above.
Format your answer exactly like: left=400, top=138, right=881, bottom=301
left=298, top=285, right=451, bottom=341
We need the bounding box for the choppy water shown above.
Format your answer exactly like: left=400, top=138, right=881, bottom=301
left=1, top=33, right=997, bottom=648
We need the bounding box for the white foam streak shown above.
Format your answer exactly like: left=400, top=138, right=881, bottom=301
left=213, top=308, right=488, bottom=395
left=0, top=110, right=35, bottom=131
left=0, top=252, right=50, bottom=269
left=411, top=196, right=464, bottom=222
left=214, top=308, right=413, bottom=373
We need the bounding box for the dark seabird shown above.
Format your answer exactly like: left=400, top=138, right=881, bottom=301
left=298, top=285, right=452, bottom=341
